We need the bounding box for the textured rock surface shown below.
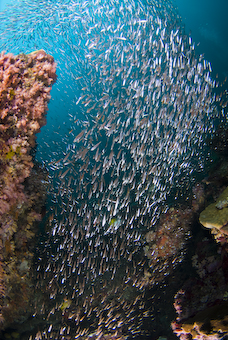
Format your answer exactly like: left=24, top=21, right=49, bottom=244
left=179, top=301, right=228, bottom=339
left=199, top=187, right=228, bottom=243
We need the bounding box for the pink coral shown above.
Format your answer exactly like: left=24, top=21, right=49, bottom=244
left=0, top=50, right=56, bottom=220
left=0, top=50, right=56, bottom=328
left=142, top=207, right=193, bottom=286
left=145, top=208, right=192, bottom=266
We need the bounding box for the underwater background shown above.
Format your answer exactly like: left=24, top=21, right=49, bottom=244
left=0, top=0, right=228, bottom=339
left=1, top=0, right=228, bottom=167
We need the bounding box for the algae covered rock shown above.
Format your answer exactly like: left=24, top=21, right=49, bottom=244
left=199, top=186, right=228, bottom=242
left=172, top=301, right=228, bottom=339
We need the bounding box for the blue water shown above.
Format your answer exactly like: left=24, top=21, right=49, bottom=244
left=1, top=0, right=227, bottom=164
left=1, top=0, right=227, bottom=159
left=1, top=0, right=228, bottom=84
left=173, top=0, right=228, bottom=84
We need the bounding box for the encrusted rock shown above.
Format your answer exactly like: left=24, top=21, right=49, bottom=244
left=199, top=187, right=228, bottom=237
left=179, top=301, right=228, bottom=339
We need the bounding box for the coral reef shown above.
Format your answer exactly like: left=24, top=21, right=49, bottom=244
left=171, top=168, right=228, bottom=340
left=199, top=186, right=228, bottom=244
left=172, top=300, right=228, bottom=340
left=171, top=235, right=228, bottom=339
left=0, top=50, right=56, bottom=330
left=143, top=207, right=192, bottom=285
left=0, top=49, right=56, bottom=219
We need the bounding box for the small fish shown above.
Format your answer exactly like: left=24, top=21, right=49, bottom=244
left=91, top=141, right=101, bottom=151
left=73, top=130, right=85, bottom=143
left=60, top=168, right=70, bottom=179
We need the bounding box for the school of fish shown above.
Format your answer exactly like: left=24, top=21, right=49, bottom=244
left=0, top=0, right=223, bottom=338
